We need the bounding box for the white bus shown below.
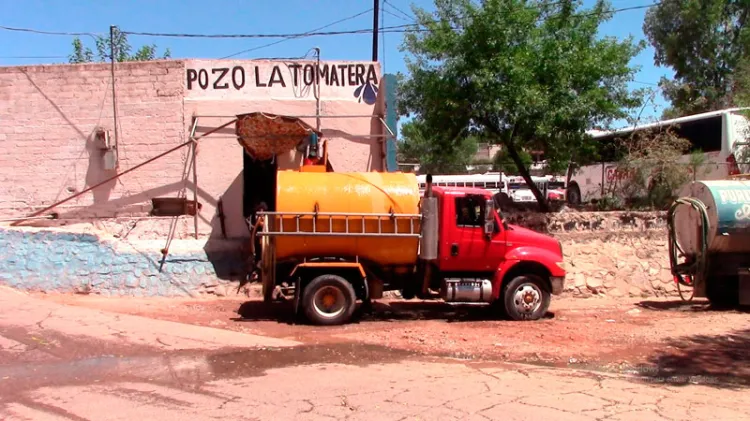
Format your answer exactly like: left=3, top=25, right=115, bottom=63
left=416, top=172, right=510, bottom=197
left=566, top=108, right=750, bottom=204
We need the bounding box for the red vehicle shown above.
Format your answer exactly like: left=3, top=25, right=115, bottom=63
left=255, top=171, right=566, bottom=325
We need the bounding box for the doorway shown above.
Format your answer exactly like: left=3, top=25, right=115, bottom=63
left=242, top=150, right=277, bottom=220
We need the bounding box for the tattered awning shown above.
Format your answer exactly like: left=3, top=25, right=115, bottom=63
left=236, top=112, right=322, bottom=160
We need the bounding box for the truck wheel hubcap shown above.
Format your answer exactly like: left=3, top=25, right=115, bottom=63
left=513, top=284, right=541, bottom=314
left=313, top=286, right=346, bottom=319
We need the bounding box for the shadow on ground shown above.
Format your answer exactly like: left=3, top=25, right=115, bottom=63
left=233, top=300, right=554, bottom=325
left=637, top=326, right=750, bottom=388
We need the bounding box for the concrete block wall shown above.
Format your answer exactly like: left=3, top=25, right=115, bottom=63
left=0, top=227, right=245, bottom=297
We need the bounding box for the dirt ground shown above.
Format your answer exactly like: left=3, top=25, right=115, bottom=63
left=39, top=292, right=750, bottom=384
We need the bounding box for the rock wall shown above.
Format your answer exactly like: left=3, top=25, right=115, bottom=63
left=507, top=210, right=675, bottom=298
left=1, top=211, right=676, bottom=298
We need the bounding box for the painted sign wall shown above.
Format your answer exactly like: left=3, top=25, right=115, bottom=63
left=184, top=60, right=381, bottom=103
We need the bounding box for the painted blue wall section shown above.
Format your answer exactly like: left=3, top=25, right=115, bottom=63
left=0, top=228, right=245, bottom=296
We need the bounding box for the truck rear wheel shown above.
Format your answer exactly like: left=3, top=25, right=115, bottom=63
left=502, top=275, right=551, bottom=321
left=302, top=274, right=357, bottom=326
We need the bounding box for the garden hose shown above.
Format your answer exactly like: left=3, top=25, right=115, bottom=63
left=667, top=197, right=710, bottom=302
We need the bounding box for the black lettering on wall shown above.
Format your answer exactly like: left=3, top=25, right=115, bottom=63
left=198, top=69, right=209, bottom=89
left=338, top=66, right=347, bottom=87
left=212, top=68, right=230, bottom=89
left=329, top=66, right=340, bottom=86
left=288, top=64, right=302, bottom=86
left=186, top=69, right=198, bottom=90
left=232, top=66, right=245, bottom=89
left=355, top=64, right=366, bottom=86
left=269, top=66, right=286, bottom=87
left=254, top=66, right=267, bottom=87
left=347, top=65, right=357, bottom=86
left=317, top=64, right=329, bottom=85
left=303, top=65, right=314, bottom=86
left=366, top=65, right=379, bottom=85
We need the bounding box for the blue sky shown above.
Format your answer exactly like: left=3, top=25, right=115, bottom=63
left=1, top=0, right=671, bottom=128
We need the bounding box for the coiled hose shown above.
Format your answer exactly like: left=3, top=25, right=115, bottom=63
left=667, top=197, right=710, bottom=301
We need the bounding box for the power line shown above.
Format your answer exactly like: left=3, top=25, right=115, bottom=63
left=384, top=0, right=415, bottom=22
left=0, top=55, right=67, bottom=59
left=382, top=7, right=411, bottom=23
left=122, top=24, right=416, bottom=39
left=220, top=8, right=374, bottom=59
left=0, top=24, right=99, bottom=37
left=1, top=2, right=663, bottom=43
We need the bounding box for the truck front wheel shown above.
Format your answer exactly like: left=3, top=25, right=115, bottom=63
left=502, top=275, right=551, bottom=321
left=302, top=274, right=357, bottom=326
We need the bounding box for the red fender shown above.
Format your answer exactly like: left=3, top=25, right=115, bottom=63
left=491, top=246, right=566, bottom=300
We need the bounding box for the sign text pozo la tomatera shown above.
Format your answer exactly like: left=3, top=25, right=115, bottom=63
left=184, top=60, right=380, bottom=103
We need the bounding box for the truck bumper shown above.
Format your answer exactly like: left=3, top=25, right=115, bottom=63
left=550, top=276, right=565, bottom=295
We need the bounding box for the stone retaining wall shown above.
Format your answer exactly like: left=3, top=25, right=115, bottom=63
left=507, top=210, right=674, bottom=298
left=1, top=210, right=676, bottom=298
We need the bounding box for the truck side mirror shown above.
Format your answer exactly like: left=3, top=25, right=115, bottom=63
left=484, top=199, right=494, bottom=236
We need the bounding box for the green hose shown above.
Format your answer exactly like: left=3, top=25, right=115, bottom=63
left=667, top=197, right=710, bottom=301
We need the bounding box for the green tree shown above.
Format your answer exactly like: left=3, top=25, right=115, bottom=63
left=68, top=27, right=171, bottom=64
left=398, top=0, right=644, bottom=210
left=493, top=148, right=532, bottom=173
left=398, top=119, right=479, bottom=174
left=643, top=0, right=750, bottom=117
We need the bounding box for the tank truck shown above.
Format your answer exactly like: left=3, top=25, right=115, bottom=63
left=254, top=170, right=566, bottom=325
left=668, top=177, right=750, bottom=306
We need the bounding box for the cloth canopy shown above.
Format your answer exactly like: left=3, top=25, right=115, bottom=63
left=235, top=112, right=321, bottom=161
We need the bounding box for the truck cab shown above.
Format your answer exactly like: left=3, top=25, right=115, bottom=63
left=418, top=186, right=566, bottom=320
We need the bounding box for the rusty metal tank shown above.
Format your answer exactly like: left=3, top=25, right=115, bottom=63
left=270, top=171, right=422, bottom=267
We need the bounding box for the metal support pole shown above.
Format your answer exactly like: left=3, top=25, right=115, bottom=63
left=109, top=25, right=120, bottom=168
left=372, top=0, right=380, bottom=61
left=192, top=140, right=199, bottom=239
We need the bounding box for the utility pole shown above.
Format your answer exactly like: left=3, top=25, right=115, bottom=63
left=372, top=0, right=379, bottom=61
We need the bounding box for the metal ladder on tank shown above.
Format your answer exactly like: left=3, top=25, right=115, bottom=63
left=257, top=211, right=422, bottom=238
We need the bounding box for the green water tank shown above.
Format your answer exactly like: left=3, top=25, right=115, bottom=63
left=674, top=179, right=750, bottom=254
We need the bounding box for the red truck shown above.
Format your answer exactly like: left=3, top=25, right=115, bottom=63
left=255, top=171, right=566, bottom=325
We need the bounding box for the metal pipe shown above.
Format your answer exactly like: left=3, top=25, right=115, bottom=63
left=259, top=211, right=421, bottom=217
left=194, top=114, right=381, bottom=119
left=189, top=116, right=200, bottom=239
left=12, top=119, right=236, bottom=226
left=258, top=232, right=420, bottom=238
left=0, top=214, right=57, bottom=223
left=109, top=25, right=120, bottom=168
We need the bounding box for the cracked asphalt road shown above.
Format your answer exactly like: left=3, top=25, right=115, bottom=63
left=1, top=287, right=749, bottom=420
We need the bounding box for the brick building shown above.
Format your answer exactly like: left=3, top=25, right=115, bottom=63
left=0, top=59, right=390, bottom=239
left=0, top=59, right=393, bottom=296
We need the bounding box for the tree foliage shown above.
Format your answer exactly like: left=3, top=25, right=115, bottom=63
left=603, top=129, right=704, bottom=210
left=398, top=119, right=479, bottom=174
left=493, top=148, right=532, bottom=173
left=397, top=0, right=644, bottom=211
left=643, top=0, right=750, bottom=117
left=69, top=27, right=171, bottom=64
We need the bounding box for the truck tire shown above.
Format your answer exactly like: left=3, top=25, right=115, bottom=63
left=566, top=184, right=581, bottom=206
left=302, top=274, right=357, bottom=326
left=502, top=275, right=551, bottom=321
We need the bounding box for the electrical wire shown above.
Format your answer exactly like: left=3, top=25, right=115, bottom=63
left=220, top=8, right=374, bottom=59
left=2, top=3, right=663, bottom=42
left=384, top=0, right=415, bottom=22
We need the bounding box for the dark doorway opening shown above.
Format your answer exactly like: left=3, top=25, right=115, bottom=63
left=242, top=150, right=277, bottom=220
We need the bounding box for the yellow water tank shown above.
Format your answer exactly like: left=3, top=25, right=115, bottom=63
left=273, top=171, right=422, bottom=267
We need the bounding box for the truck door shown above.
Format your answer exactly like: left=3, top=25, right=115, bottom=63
left=441, top=194, right=506, bottom=273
